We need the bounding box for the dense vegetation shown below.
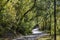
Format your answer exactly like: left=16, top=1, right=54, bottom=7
left=0, top=0, right=60, bottom=38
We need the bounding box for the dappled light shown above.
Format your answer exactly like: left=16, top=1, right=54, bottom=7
left=0, top=0, right=60, bottom=40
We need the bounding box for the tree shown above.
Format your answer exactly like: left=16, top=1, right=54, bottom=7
left=54, top=0, right=56, bottom=40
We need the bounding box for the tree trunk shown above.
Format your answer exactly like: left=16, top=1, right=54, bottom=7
left=54, top=0, right=56, bottom=40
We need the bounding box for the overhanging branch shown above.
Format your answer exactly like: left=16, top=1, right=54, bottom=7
left=20, top=0, right=36, bottom=21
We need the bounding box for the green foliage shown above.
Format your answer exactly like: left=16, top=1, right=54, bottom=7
left=0, top=0, right=60, bottom=38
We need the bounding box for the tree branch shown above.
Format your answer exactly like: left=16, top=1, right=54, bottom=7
left=20, top=0, right=36, bottom=21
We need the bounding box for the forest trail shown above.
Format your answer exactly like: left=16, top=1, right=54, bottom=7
left=13, top=33, right=49, bottom=40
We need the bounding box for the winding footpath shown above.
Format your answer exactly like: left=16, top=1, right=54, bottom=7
left=13, top=33, right=49, bottom=40
left=13, top=28, right=49, bottom=40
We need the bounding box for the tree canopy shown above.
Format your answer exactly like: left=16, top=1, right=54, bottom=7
left=0, top=0, right=60, bottom=38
